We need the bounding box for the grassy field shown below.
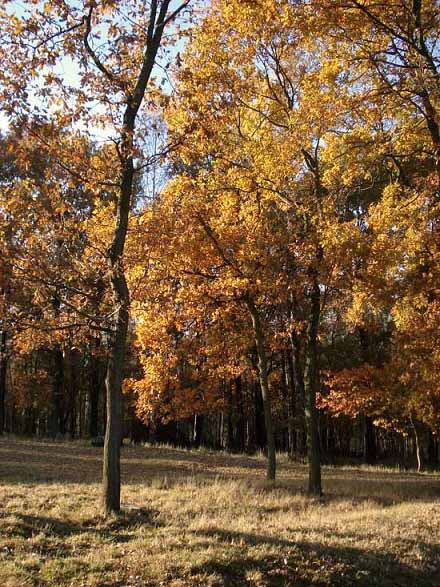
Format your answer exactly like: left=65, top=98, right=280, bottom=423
left=1, top=438, right=439, bottom=587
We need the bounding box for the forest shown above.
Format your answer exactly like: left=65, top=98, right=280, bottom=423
left=0, top=0, right=440, bottom=587
left=0, top=2, right=440, bottom=585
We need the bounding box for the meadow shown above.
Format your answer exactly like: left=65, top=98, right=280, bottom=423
left=1, top=438, right=439, bottom=587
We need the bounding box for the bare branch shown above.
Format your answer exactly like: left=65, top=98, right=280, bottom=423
left=83, top=6, right=119, bottom=85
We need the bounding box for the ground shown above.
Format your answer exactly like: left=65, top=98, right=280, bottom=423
left=0, top=438, right=439, bottom=586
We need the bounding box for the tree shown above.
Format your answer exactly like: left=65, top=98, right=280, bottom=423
left=311, top=0, right=440, bottom=471
left=0, top=0, right=192, bottom=514
left=128, top=166, right=293, bottom=478
left=152, top=0, right=357, bottom=494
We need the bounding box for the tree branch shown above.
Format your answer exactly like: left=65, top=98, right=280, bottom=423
left=83, top=6, right=118, bottom=85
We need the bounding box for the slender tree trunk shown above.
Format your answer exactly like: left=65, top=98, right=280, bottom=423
left=282, top=349, right=297, bottom=459
left=414, top=430, right=422, bottom=473
left=358, top=328, right=377, bottom=464
left=410, top=413, right=422, bottom=473
left=326, top=419, right=336, bottom=455
left=89, top=338, right=102, bottom=438
left=193, top=414, right=204, bottom=448
left=64, top=349, right=78, bottom=439
left=235, top=376, right=245, bottom=452
left=218, top=412, right=223, bottom=449
left=428, top=432, right=438, bottom=466
left=0, top=331, right=7, bottom=435
left=49, top=347, right=64, bottom=438
left=289, top=331, right=306, bottom=457
left=89, top=374, right=100, bottom=438
left=253, top=380, right=266, bottom=450
left=224, top=380, right=234, bottom=451
left=70, top=397, right=76, bottom=439
left=304, top=276, right=322, bottom=496
left=100, top=0, right=181, bottom=515
left=246, top=297, right=276, bottom=481
left=364, top=416, right=376, bottom=464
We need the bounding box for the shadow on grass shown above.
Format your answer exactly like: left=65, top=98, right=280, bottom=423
left=192, top=528, right=440, bottom=586
left=1, top=439, right=439, bottom=505
left=0, top=509, right=160, bottom=587
left=1, top=507, right=161, bottom=545
left=0, top=439, right=270, bottom=485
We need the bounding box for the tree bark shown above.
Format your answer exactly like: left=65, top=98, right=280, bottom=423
left=363, top=416, right=376, bottom=464
left=103, top=286, right=128, bottom=513
left=65, top=348, right=79, bottom=439
left=224, top=380, right=234, bottom=451
left=89, top=338, right=102, bottom=438
left=428, top=432, right=438, bottom=466
left=253, top=380, right=266, bottom=451
left=289, top=331, right=306, bottom=457
left=304, top=276, right=322, bottom=496
left=49, top=347, right=64, bottom=438
left=282, top=349, right=297, bottom=459
left=193, top=414, right=204, bottom=448
left=410, top=413, right=423, bottom=473
left=358, top=328, right=377, bottom=464
left=0, top=331, right=7, bottom=435
left=235, top=376, right=245, bottom=452
left=246, top=296, right=276, bottom=481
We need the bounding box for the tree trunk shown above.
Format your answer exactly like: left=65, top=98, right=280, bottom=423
left=217, top=412, right=223, bottom=449
left=358, top=328, right=377, bottom=464
left=410, top=413, right=422, bottom=473
left=224, top=380, right=234, bottom=451
left=246, top=296, right=276, bottom=481
left=49, top=347, right=64, bottom=438
left=253, top=380, right=266, bottom=450
left=289, top=331, right=306, bottom=457
left=235, top=376, right=245, bottom=452
left=0, top=331, right=7, bottom=435
left=364, top=416, right=376, bottom=464
left=101, top=0, right=180, bottom=515
left=89, top=338, right=102, bottom=438
left=65, top=349, right=78, bottom=439
left=428, top=432, right=438, bottom=466
left=283, top=349, right=296, bottom=459
left=103, top=289, right=128, bottom=513
left=304, top=277, right=322, bottom=496
left=193, top=414, right=204, bottom=448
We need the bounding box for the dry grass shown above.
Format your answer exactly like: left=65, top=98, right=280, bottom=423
left=1, top=438, right=439, bottom=586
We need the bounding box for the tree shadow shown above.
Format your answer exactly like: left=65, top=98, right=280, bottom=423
left=192, top=528, right=440, bottom=586
left=0, top=439, right=270, bottom=485
left=1, top=507, right=161, bottom=546
left=1, top=439, right=439, bottom=506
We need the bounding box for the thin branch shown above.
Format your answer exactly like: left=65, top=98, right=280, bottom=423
left=83, top=6, right=119, bottom=85
left=156, top=0, right=191, bottom=31
left=34, top=17, right=86, bottom=51
left=196, top=213, right=245, bottom=277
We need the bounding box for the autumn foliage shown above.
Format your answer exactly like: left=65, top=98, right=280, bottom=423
left=0, top=0, right=439, bottom=497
